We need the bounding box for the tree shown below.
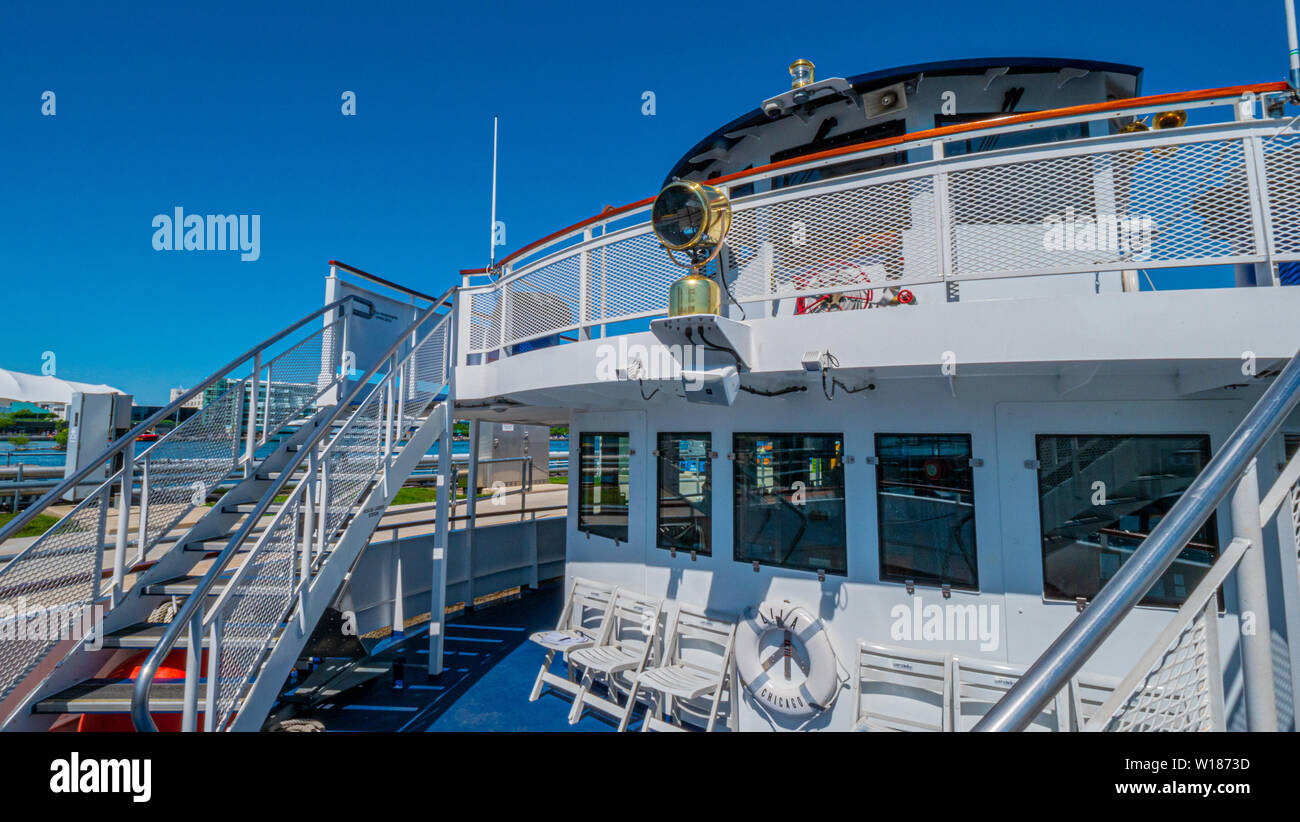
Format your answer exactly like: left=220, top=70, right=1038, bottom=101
left=8, top=435, right=30, bottom=448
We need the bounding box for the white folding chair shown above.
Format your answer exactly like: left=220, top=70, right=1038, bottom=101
left=527, top=577, right=617, bottom=703
left=632, top=604, right=737, bottom=733
left=566, top=589, right=663, bottom=730
left=953, top=656, right=1067, bottom=732
left=853, top=641, right=953, bottom=732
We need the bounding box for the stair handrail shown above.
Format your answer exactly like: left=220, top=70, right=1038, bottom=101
left=0, top=295, right=359, bottom=546
left=975, top=349, right=1300, bottom=731
left=131, top=285, right=456, bottom=731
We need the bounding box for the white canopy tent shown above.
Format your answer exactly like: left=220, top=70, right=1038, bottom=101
left=0, top=368, right=124, bottom=408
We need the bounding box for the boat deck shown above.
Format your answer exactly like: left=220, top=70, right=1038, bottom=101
left=286, top=582, right=628, bottom=732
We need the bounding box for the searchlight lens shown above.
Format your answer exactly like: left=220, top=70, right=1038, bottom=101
left=652, top=182, right=707, bottom=249
left=652, top=181, right=731, bottom=252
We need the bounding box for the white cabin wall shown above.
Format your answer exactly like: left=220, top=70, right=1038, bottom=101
left=560, top=374, right=1299, bottom=730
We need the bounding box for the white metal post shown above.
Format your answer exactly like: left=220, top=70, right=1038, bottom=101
left=1231, top=458, right=1279, bottom=730
left=245, top=352, right=261, bottom=474
left=135, top=456, right=150, bottom=564
left=203, top=617, right=222, bottom=732
left=181, top=610, right=203, bottom=732
left=261, top=363, right=273, bottom=442
left=111, top=441, right=135, bottom=606
left=1286, top=0, right=1300, bottom=89
left=465, top=418, right=481, bottom=595
left=430, top=298, right=458, bottom=677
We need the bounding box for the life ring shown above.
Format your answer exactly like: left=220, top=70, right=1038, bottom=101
left=735, top=600, right=840, bottom=721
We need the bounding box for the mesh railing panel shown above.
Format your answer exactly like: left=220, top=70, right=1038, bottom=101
left=947, top=139, right=1256, bottom=277
left=587, top=230, right=681, bottom=323
left=0, top=491, right=109, bottom=704
left=467, top=290, right=501, bottom=352
left=0, top=318, right=340, bottom=709
left=464, top=126, right=1299, bottom=355
left=206, top=311, right=452, bottom=729
left=1261, top=129, right=1300, bottom=256
left=726, top=174, right=941, bottom=300
left=504, top=254, right=581, bottom=342
left=1098, top=606, right=1217, bottom=732
left=260, top=318, right=340, bottom=431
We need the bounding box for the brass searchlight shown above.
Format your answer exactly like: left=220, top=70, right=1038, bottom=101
left=652, top=180, right=732, bottom=317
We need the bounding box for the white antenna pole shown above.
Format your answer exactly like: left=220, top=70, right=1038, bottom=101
left=489, top=116, right=499, bottom=267
left=1287, top=0, right=1300, bottom=89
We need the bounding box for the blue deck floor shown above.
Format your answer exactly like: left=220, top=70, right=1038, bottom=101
left=292, top=582, right=639, bottom=732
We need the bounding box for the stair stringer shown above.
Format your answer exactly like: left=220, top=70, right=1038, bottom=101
left=228, top=402, right=447, bottom=730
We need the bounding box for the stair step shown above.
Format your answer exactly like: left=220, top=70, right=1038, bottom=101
left=222, top=502, right=286, bottom=515
left=34, top=679, right=189, bottom=714
left=143, top=573, right=233, bottom=597
left=101, top=622, right=210, bottom=649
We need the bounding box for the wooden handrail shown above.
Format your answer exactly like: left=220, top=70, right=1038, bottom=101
left=490, top=81, right=1286, bottom=271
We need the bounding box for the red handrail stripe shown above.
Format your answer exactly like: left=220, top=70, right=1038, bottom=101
left=491, top=82, right=1285, bottom=270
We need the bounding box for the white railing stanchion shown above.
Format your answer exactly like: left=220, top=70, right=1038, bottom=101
left=1229, top=458, right=1278, bottom=730
left=203, top=617, right=222, bottom=732
left=181, top=610, right=203, bottom=732
left=245, top=352, right=261, bottom=474
left=111, top=441, right=135, bottom=606
left=135, top=456, right=150, bottom=565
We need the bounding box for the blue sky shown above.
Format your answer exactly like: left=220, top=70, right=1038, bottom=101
left=0, top=0, right=1291, bottom=403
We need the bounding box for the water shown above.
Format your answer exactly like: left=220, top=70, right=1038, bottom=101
left=0, top=439, right=65, bottom=468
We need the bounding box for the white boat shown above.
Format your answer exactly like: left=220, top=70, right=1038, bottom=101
left=3, top=47, right=1300, bottom=737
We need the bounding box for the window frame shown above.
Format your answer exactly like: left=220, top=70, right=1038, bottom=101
left=874, top=432, right=980, bottom=591
left=731, top=431, right=848, bottom=577
left=1033, top=433, right=1221, bottom=610
left=655, top=432, right=713, bottom=555
left=576, top=431, right=631, bottom=543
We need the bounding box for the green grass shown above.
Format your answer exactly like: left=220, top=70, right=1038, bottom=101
left=549, top=476, right=568, bottom=484
left=0, top=512, right=60, bottom=537
left=392, top=486, right=438, bottom=505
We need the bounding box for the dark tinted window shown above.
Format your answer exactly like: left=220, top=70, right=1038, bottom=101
left=876, top=434, right=978, bottom=589
left=1036, top=434, right=1218, bottom=607
left=578, top=432, right=630, bottom=541
left=733, top=433, right=846, bottom=575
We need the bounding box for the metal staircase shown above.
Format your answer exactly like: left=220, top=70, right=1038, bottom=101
left=0, top=284, right=457, bottom=732
left=123, top=289, right=455, bottom=731
left=0, top=296, right=365, bottom=729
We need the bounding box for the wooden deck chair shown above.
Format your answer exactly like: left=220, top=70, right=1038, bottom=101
left=953, top=656, right=1067, bottom=732
left=853, top=641, right=953, bottom=732
left=632, top=604, right=737, bottom=733
left=1070, top=672, right=1121, bottom=731
left=527, top=577, right=617, bottom=703
left=566, top=589, right=663, bottom=730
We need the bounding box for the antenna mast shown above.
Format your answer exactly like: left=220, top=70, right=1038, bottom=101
left=489, top=116, right=499, bottom=268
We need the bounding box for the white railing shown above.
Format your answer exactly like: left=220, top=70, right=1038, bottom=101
left=185, top=303, right=453, bottom=731
left=0, top=299, right=354, bottom=710
left=1084, top=537, right=1245, bottom=731
left=460, top=84, right=1298, bottom=360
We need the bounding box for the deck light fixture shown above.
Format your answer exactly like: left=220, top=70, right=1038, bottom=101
left=653, top=180, right=732, bottom=317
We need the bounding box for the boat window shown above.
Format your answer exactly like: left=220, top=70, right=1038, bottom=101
left=1035, top=435, right=1219, bottom=608
left=733, top=433, right=846, bottom=575
left=578, top=432, right=630, bottom=542
left=935, top=112, right=1089, bottom=157
left=875, top=434, right=979, bottom=590
left=656, top=433, right=712, bottom=555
